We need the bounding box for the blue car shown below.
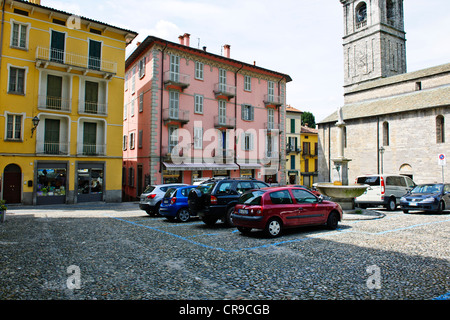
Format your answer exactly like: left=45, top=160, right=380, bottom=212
left=400, top=183, right=450, bottom=213
left=159, top=186, right=197, bottom=222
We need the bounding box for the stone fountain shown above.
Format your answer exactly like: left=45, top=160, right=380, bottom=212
left=315, top=107, right=369, bottom=210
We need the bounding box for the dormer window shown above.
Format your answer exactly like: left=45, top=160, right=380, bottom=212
left=356, top=2, right=367, bottom=28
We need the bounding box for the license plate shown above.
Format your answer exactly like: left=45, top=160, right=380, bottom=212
left=409, top=202, right=418, bottom=206
left=164, top=199, right=169, bottom=204
left=238, top=209, right=248, bottom=214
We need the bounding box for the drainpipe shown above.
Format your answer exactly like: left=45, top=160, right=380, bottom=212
left=377, top=117, right=380, bottom=174
left=159, top=42, right=168, bottom=181
left=234, top=63, right=244, bottom=169
left=277, top=78, right=283, bottom=183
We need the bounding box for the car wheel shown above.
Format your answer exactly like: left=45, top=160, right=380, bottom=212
left=326, top=211, right=339, bottom=230
left=437, top=201, right=445, bottom=214
left=177, top=208, right=190, bottom=222
left=224, top=207, right=235, bottom=227
left=403, top=209, right=409, bottom=214
left=264, top=218, right=282, bottom=238
left=386, top=197, right=396, bottom=211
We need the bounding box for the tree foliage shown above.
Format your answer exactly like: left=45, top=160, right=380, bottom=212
left=301, top=112, right=316, bottom=128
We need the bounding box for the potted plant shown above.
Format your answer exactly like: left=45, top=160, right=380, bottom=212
left=0, top=200, right=7, bottom=223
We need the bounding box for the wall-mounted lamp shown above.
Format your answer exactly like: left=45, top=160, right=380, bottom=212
left=31, top=116, right=40, bottom=137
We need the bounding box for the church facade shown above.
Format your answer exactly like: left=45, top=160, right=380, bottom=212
left=318, top=0, right=450, bottom=184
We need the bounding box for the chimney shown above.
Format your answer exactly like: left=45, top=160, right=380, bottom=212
left=183, top=33, right=190, bottom=47
left=178, top=35, right=184, bottom=45
left=223, top=44, right=230, bottom=58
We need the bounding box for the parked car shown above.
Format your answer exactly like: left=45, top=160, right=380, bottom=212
left=400, top=183, right=450, bottom=213
left=355, top=174, right=415, bottom=211
left=159, top=186, right=197, bottom=222
left=188, top=178, right=269, bottom=226
left=139, top=183, right=188, bottom=215
left=232, top=186, right=343, bottom=238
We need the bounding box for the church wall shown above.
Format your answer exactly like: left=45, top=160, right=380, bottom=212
left=319, top=107, right=450, bottom=184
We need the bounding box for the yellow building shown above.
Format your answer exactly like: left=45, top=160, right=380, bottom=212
left=0, top=0, right=137, bottom=205
left=300, top=125, right=318, bottom=188
left=285, top=106, right=302, bottom=185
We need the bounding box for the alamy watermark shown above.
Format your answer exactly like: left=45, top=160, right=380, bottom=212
left=366, top=265, right=381, bottom=289
left=67, top=265, right=81, bottom=290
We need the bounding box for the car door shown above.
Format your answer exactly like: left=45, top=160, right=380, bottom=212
left=444, top=184, right=450, bottom=208
left=291, top=188, right=326, bottom=225
left=267, top=189, right=297, bottom=226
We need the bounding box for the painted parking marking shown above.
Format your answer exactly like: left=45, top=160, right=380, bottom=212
left=106, top=213, right=450, bottom=253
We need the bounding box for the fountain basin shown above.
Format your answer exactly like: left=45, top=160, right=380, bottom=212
left=315, top=183, right=369, bottom=199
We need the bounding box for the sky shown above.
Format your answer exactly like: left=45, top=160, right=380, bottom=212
left=45, top=0, right=450, bottom=123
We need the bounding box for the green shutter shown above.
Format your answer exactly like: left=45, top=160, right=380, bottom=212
left=47, top=75, right=62, bottom=109
left=85, top=81, right=99, bottom=113
left=44, top=119, right=60, bottom=154
left=83, top=122, right=97, bottom=155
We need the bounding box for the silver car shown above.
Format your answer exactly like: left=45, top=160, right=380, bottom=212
left=139, top=183, right=188, bottom=215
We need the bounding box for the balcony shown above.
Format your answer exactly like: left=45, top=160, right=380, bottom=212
left=214, top=116, right=235, bottom=129
left=77, top=144, right=106, bottom=156
left=214, top=83, right=236, bottom=100
left=264, top=122, right=282, bottom=133
left=162, top=108, right=190, bottom=126
left=38, top=95, right=71, bottom=112
left=286, top=145, right=301, bottom=153
left=213, top=148, right=235, bottom=163
left=263, top=94, right=283, bottom=107
left=36, top=141, right=69, bottom=155
left=163, top=71, right=190, bottom=91
left=78, top=101, right=108, bottom=116
left=35, top=46, right=117, bottom=78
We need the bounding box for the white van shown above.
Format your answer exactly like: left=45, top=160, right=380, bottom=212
left=355, top=174, right=416, bottom=211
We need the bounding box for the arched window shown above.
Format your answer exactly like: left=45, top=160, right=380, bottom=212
left=436, top=115, right=445, bottom=143
left=383, top=121, right=389, bottom=146
left=355, top=2, right=367, bottom=28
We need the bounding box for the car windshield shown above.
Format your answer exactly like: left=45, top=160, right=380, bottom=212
left=411, top=184, right=443, bottom=194
left=357, top=176, right=380, bottom=186
left=164, top=188, right=177, bottom=198
left=143, top=185, right=155, bottom=193
left=238, top=190, right=265, bottom=205
left=196, top=182, right=215, bottom=195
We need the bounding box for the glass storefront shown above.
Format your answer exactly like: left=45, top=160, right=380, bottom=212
left=36, top=162, right=67, bottom=205
left=77, top=163, right=104, bottom=202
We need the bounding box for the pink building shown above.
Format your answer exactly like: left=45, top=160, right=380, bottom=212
left=123, top=34, right=291, bottom=200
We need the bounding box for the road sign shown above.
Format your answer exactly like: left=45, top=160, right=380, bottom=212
left=438, top=154, right=446, bottom=166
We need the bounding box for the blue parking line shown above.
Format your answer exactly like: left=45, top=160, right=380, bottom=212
left=434, top=291, right=450, bottom=300
left=107, top=214, right=450, bottom=253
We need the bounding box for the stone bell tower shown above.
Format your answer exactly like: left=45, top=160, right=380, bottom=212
left=340, top=0, right=407, bottom=91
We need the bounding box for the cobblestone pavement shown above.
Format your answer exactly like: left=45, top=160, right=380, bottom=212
left=0, top=202, right=449, bottom=301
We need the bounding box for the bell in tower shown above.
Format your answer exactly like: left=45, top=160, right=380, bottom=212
left=340, top=0, right=407, bottom=91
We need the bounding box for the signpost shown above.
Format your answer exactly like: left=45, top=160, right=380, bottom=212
left=438, top=154, right=446, bottom=183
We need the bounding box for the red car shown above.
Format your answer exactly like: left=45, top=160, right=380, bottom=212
left=232, top=187, right=343, bottom=237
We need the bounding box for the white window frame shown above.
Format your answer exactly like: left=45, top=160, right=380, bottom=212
left=267, top=108, right=274, bottom=130
left=4, top=112, right=25, bottom=141
left=123, top=134, right=128, bottom=150
left=268, top=80, right=275, bottom=101
left=10, top=20, right=30, bottom=50
left=218, top=100, right=226, bottom=125
left=194, top=127, right=203, bottom=149
left=131, top=66, right=136, bottom=94
left=219, top=68, right=227, bottom=91
left=169, top=91, right=179, bottom=119
left=170, top=54, right=180, bottom=82
left=139, top=93, right=144, bottom=112
left=7, top=64, right=28, bottom=95
left=138, top=57, right=146, bottom=78
left=129, top=131, right=135, bottom=150
left=194, top=94, right=203, bottom=114
left=195, top=61, right=204, bottom=80
left=168, top=126, right=178, bottom=153
left=244, top=75, right=251, bottom=91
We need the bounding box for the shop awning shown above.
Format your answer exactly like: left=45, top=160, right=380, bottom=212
left=237, top=163, right=262, bottom=169
left=163, top=162, right=239, bottom=171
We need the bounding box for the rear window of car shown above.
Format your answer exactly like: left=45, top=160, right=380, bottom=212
left=143, top=185, right=155, bottom=193
left=238, top=190, right=265, bottom=205
left=197, top=182, right=215, bottom=195
left=164, top=188, right=177, bottom=198
left=269, top=190, right=293, bottom=204
left=216, top=181, right=233, bottom=194
left=357, top=176, right=380, bottom=186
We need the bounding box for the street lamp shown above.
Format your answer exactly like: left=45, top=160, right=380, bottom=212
left=31, top=116, right=40, bottom=137
left=379, top=146, right=385, bottom=174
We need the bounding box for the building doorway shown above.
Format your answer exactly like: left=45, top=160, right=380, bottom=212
left=3, top=164, right=21, bottom=204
